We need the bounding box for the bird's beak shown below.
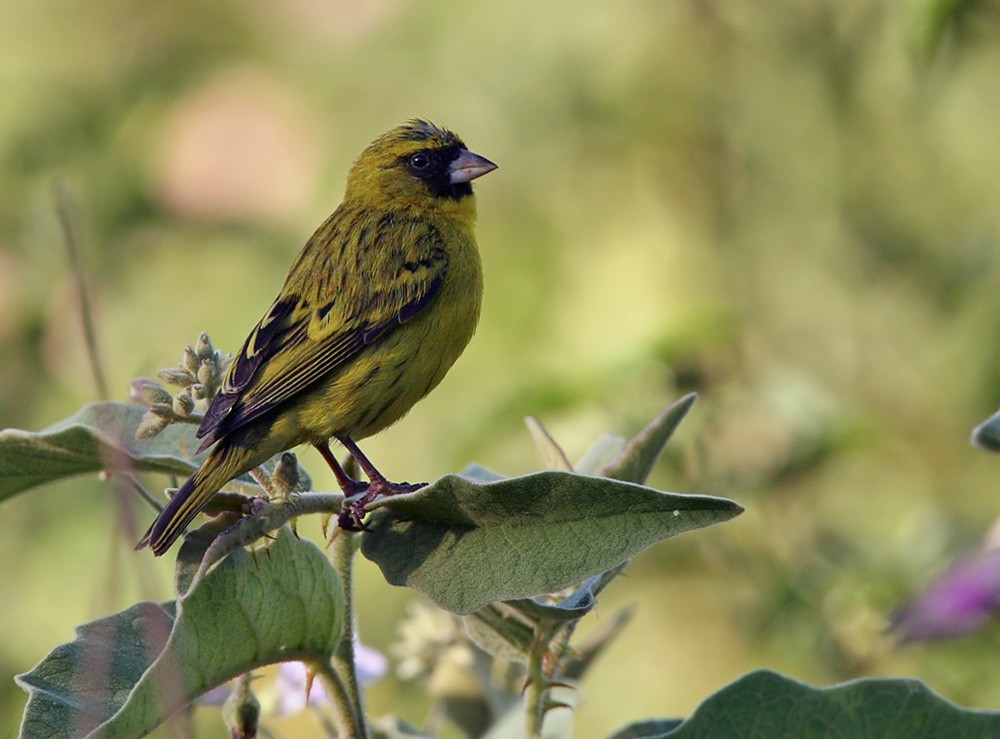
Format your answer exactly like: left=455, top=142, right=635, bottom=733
left=449, top=149, right=498, bottom=184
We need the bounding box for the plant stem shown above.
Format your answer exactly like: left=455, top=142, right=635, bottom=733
left=326, top=530, right=370, bottom=738
left=313, top=658, right=365, bottom=739
left=54, top=180, right=109, bottom=400
left=524, top=630, right=548, bottom=739
left=193, top=493, right=344, bottom=590
left=119, top=473, right=163, bottom=512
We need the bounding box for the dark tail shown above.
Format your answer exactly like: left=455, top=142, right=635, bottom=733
left=136, top=442, right=250, bottom=556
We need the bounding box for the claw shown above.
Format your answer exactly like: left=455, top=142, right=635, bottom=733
left=336, top=478, right=428, bottom=531
left=314, top=438, right=427, bottom=532
left=337, top=499, right=373, bottom=531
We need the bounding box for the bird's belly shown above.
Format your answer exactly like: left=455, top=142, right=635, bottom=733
left=292, top=287, right=479, bottom=444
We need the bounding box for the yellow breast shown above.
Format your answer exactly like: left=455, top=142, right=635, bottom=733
left=291, top=215, right=483, bottom=443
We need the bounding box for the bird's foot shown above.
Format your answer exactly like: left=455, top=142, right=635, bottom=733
left=338, top=503, right=371, bottom=532
left=337, top=478, right=427, bottom=531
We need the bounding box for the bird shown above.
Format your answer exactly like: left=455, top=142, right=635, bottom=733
left=137, top=119, right=497, bottom=555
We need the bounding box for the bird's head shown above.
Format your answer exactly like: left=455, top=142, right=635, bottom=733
left=344, top=120, right=497, bottom=216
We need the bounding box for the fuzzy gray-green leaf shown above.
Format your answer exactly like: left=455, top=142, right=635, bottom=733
left=602, top=394, right=697, bottom=484
left=575, top=433, right=626, bottom=475
left=972, top=409, right=1000, bottom=453
left=525, top=416, right=574, bottom=471
left=16, top=528, right=344, bottom=738
left=0, top=402, right=310, bottom=507
left=463, top=603, right=537, bottom=661
left=658, top=670, right=1000, bottom=738
left=0, top=401, right=207, bottom=502
left=361, top=470, right=741, bottom=614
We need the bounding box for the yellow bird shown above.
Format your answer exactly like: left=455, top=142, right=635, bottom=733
left=137, top=120, right=496, bottom=555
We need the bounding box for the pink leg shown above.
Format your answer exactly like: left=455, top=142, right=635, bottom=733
left=330, top=436, right=426, bottom=531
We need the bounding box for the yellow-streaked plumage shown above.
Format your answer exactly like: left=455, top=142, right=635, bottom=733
left=137, top=120, right=496, bottom=555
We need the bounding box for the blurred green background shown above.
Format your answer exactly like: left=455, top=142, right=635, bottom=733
left=4, top=0, right=1000, bottom=736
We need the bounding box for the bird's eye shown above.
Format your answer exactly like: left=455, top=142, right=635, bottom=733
left=408, top=153, right=432, bottom=171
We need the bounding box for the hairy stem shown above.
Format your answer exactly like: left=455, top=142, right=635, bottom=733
left=328, top=531, right=370, bottom=738
left=312, top=657, right=366, bottom=739
left=524, top=630, right=548, bottom=739
left=189, top=492, right=344, bottom=591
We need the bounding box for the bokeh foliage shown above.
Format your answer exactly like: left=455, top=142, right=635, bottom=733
left=4, top=0, right=1000, bottom=736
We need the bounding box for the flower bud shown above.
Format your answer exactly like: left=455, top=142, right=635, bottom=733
left=195, top=332, right=214, bottom=360
left=129, top=378, right=172, bottom=407
left=191, top=383, right=208, bottom=401
left=149, top=402, right=174, bottom=419
left=183, top=346, right=200, bottom=375
left=272, top=453, right=300, bottom=496
left=197, top=359, right=216, bottom=387
left=173, top=392, right=195, bottom=417
left=222, top=673, right=260, bottom=739
left=157, top=368, right=196, bottom=388
left=137, top=411, right=170, bottom=439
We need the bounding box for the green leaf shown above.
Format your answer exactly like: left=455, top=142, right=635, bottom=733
left=509, top=582, right=599, bottom=621
left=0, top=401, right=207, bottom=502
left=0, top=401, right=310, bottom=508
left=465, top=399, right=698, bottom=654
left=972, top=409, right=1000, bottom=452
left=606, top=719, right=683, bottom=739
left=173, top=513, right=243, bottom=595
left=360, top=470, right=741, bottom=614
left=17, top=601, right=176, bottom=739
left=602, top=394, right=697, bottom=484
left=525, top=416, right=573, bottom=471
left=463, top=602, right=537, bottom=661
left=574, top=433, right=626, bottom=476
left=16, top=528, right=344, bottom=738
left=464, top=567, right=630, bottom=662
left=657, top=670, right=1000, bottom=738
left=456, top=463, right=506, bottom=483
left=502, top=562, right=627, bottom=628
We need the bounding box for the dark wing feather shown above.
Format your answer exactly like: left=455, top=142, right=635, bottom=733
left=196, top=295, right=302, bottom=450
left=196, top=220, right=448, bottom=450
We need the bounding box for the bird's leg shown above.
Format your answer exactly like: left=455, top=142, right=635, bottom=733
left=333, top=435, right=427, bottom=530
left=314, top=441, right=372, bottom=531
left=314, top=442, right=368, bottom=495
left=336, top=435, right=426, bottom=495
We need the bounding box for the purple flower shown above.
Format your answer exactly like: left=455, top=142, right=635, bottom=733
left=355, top=642, right=389, bottom=685
left=273, top=662, right=326, bottom=716
left=197, top=644, right=388, bottom=716
left=890, top=548, right=1000, bottom=642
left=199, top=682, right=233, bottom=706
